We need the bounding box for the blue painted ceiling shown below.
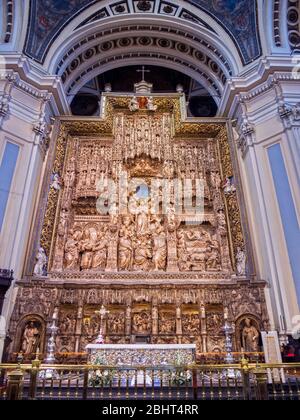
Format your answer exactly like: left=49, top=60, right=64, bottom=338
left=24, top=0, right=261, bottom=67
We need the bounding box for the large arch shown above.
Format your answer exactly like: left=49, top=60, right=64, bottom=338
left=42, top=11, right=242, bottom=107
left=23, top=0, right=262, bottom=67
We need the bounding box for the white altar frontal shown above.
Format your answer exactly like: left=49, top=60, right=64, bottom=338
left=86, top=344, right=196, bottom=366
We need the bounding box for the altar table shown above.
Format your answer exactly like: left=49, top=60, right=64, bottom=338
left=85, top=344, right=196, bottom=366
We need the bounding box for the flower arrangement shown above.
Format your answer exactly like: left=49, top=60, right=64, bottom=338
left=171, top=351, right=192, bottom=386
left=89, top=355, right=116, bottom=387
left=89, top=368, right=115, bottom=387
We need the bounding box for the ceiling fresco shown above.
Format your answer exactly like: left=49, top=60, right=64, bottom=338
left=24, top=0, right=261, bottom=66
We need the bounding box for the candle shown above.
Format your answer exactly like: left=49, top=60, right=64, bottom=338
left=53, top=308, right=58, bottom=320
left=224, top=307, right=228, bottom=320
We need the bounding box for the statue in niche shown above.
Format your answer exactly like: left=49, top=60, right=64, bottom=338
left=64, top=157, right=76, bottom=188
left=205, top=235, right=220, bottom=270
left=33, top=247, right=47, bottom=277
left=80, top=227, right=98, bottom=270
left=147, top=97, right=157, bottom=111
left=242, top=318, right=260, bottom=352
left=152, top=225, right=167, bottom=271
left=210, top=171, right=221, bottom=189
left=21, top=321, right=41, bottom=355
left=159, top=312, right=175, bottom=334
left=80, top=168, right=88, bottom=188
left=236, top=247, right=246, bottom=276
left=59, top=314, right=76, bottom=335
left=132, top=311, right=151, bottom=334
left=107, top=313, right=125, bottom=334
left=90, top=168, right=97, bottom=186
left=82, top=316, right=98, bottom=337
left=50, top=172, right=62, bottom=191
left=64, top=230, right=80, bottom=270
left=119, top=216, right=134, bottom=271
left=182, top=314, right=200, bottom=335
left=223, top=176, right=236, bottom=195
left=133, top=235, right=152, bottom=271
left=57, top=210, right=68, bottom=238
left=129, top=96, right=139, bottom=112
left=135, top=198, right=150, bottom=236
left=206, top=313, right=223, bottom=335
left=185, top=229, right=207, bottom=271
left=92, top=227, right=108, bottom=270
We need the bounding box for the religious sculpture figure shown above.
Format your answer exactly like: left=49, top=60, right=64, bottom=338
left=129, top=96, right=139, bottom=112
left=21, top=322, right=40, bottom=355
left=108, top=313, right=124, bottom=334
left=80, top=228, right=98, bottom=270
left=59, top=314, right=76, bottom=334
left=92, top=228, right=108, bottom=270
left=134, top=235, right=152, bottom=271
left=64, top=230, right=80, bottom=270
left=152, top=225, right=167, bottom=271
left=159, top=312, right=175, bottom=334
left=236, top=247, right=246, bottom=276
left=242, top=318, right=260, bottom=352
left=33, top=247, right=47, bottom=276
left=51, top=172, right=62, bottom=191
left=119, top=216, right=134, bottom=271
left=147, top=96, right=157, bottom=111
left=133, top=311, right=151, bottom=334
left=223, top=177, right=236, bottom=195
left=206, top=236, right=220, bottom=270
left=135, top=198, right=150, bottom=236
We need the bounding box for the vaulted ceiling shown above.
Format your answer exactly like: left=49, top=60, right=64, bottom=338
left=24, top=0, right=261, bottom=66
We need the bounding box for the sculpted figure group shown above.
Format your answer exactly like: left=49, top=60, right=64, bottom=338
left=63, top=192, right=227, bottom=273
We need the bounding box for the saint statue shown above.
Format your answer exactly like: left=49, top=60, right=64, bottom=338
left=152, top=225, right=167, bottom=271
left=51, top=173, right=62, bottom=191
left=242, top=318, right=260, bottom=352
left=64, top=230, right=80, bottom=270
left=236, top=247, right=246, bottom=276
left=206, top=236, right=220, bottom=270
left=135, top=198, right=150, bottom=236
left=147, top=96, right=157, bottom=111
left=118, top=216, right=134, bottom=271
left=129, top=96, right=139, bottom=112
left=80, top=228, right=97, bottom=270
left=33, top=247, right=47, bottom=277
left=133, top=235, right=152, bottom=271
left=92, top=228, right=108, bottom=270
left=21, top=322, right=40, bottom=355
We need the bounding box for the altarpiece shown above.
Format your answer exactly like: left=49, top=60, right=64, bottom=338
left=8, top=93, right=269, bottom=361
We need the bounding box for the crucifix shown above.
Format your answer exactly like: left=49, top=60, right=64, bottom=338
left=95, top=305, right=110, bottom=344
left=137, top=65, right=150, bottom=81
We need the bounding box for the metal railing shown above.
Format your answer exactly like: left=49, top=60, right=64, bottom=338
left=0, top=360, right=299, bottom=400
